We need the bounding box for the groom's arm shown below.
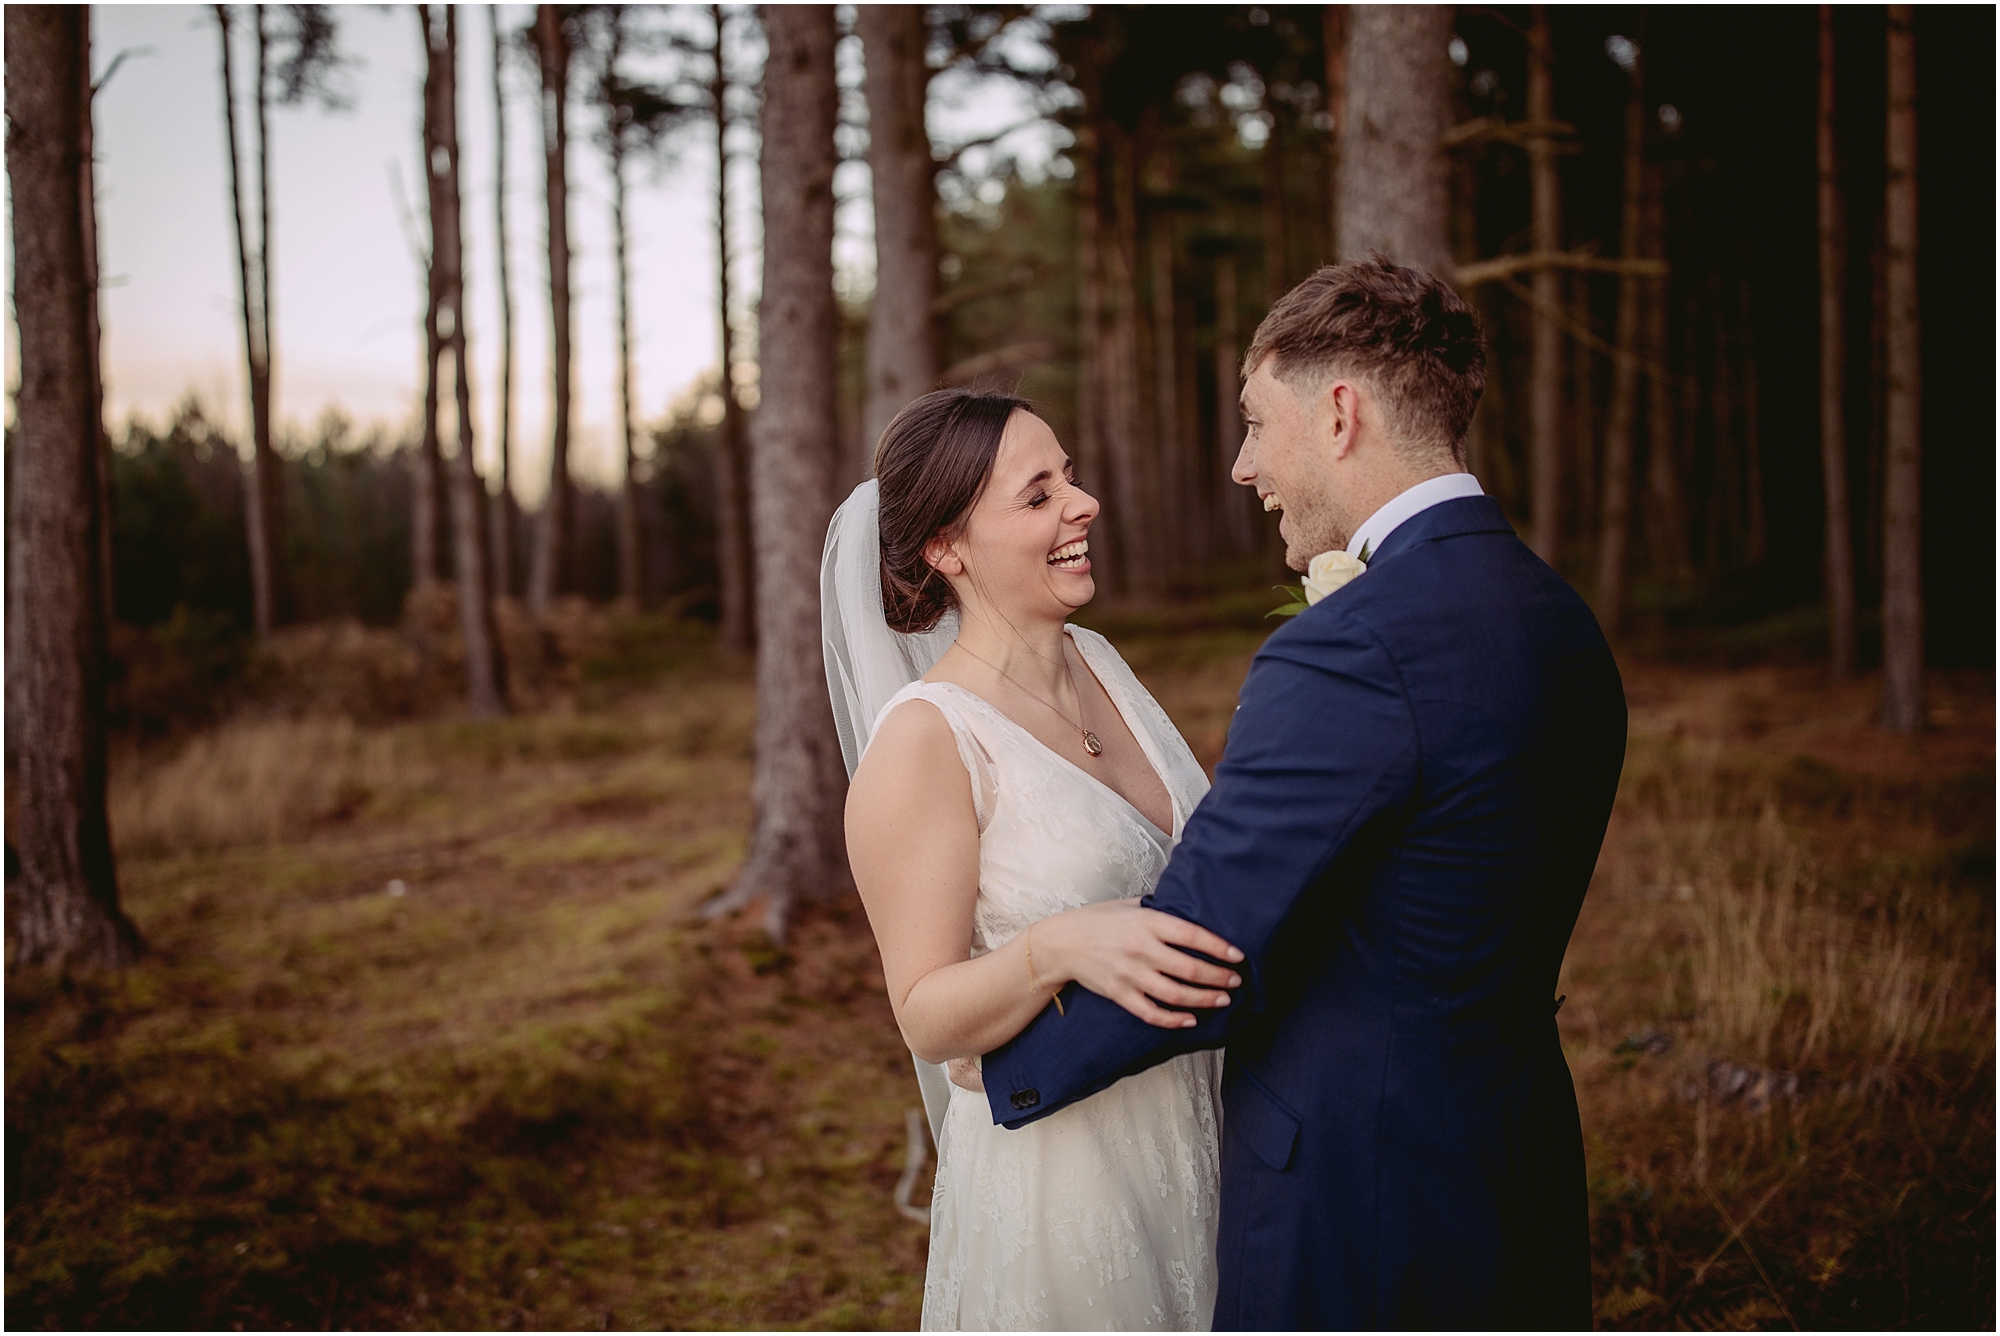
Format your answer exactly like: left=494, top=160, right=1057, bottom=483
left=982, top=607, right=1419, bottom=1128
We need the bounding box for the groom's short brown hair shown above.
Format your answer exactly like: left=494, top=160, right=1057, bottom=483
left=1244, top=255, right=1485, bottom=465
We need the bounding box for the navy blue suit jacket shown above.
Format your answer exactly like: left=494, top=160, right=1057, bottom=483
left=982, top=496, right=1626, bottom=1330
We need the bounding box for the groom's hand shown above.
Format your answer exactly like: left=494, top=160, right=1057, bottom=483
left=947, top=1057, right=985, bottom=1093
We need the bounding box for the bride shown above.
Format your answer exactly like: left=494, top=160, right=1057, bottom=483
left=825, top=389, right=1244, bottom=1331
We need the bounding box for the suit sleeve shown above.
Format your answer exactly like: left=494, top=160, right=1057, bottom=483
left=982, top=605, right=1420, bottom=1128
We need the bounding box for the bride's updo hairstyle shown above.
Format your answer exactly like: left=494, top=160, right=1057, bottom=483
left=874, top=388, right=1031, bottom=634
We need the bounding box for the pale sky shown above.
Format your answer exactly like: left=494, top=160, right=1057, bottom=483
left=14, top=5, right=1058, bottom=502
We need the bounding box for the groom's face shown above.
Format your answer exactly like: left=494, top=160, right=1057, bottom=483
left=1233, top=358, right=1357, bottom=570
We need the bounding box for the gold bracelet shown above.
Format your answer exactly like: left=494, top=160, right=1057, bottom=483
left=1024, top=921, right=1065, bottom=1016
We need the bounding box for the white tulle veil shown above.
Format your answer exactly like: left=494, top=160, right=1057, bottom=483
left=821, top=477, right=960, bottom=1142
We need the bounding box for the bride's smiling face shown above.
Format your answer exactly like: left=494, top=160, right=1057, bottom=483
left=930, top=411, right=1099, bottom=623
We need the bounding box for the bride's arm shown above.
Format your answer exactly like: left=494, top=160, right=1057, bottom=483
left=847, top=699, right=1243, bottom=1065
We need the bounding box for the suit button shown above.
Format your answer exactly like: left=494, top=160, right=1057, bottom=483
left=1010, top=1088, right=1040, bottom=1110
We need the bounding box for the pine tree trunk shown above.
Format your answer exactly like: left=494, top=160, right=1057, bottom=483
left=250, top=9, right=289, bottom=625
left=1816, top=4, right=1855, bottom=677
left=713, top=3, right=848, bottom=941
left=1879, top=3, right=1923, bottom=733
left=215, top=4, right=285, bottom=635
left=5, top=5, right=142, bottom=969
left=712, top=4, right=754, bottom=653
left=1526, top=6, right=1562, bottom=567
left=1570, top=270, right=1597, bottom=548
left=416, top=116, right=445, bottom=596
left=528, top=3, right=573, bottom=616
left=1104, top=122, right=1161, bottom=599
left=1593, top=49, right=1645, bottom=632
left=858, top=4, right=938, bottom=455
left=1642, top=159, right=1691, bottom=581
left=1146, top=142, right=1187, bottom=579
left=1336, top=4, right=1453, bottom=279
left=1738, top=268, right=1765, bottom=568
left=1322, top=4, right=1346, bottom=260
left=423, top=5, right=508, bottom=716
left=1706, top=275, right=1738, bottom=570
left=607, top=13, right=641, bottom=608
left=1072, top=72, right=1117, bottom=588
left=1212, top=250, right=1256, bottom=556
left=1262, top=107, right=1289, bottom=304
left=489, top=4, right=518, bottom=599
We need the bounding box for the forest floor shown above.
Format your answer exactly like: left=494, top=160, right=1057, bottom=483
left=7, top=609, right=1993, bottom=1330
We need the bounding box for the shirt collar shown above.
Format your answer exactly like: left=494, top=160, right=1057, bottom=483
left=1346, top=472, right=1485, bottom=563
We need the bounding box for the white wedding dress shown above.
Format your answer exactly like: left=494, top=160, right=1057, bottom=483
left=871, top=625, right=1224, bottom=1332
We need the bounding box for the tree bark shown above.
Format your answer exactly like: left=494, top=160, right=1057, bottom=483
left=1816, top=4, right=1854, bottom=677
left=489, top=3, right=518, bottom=599
left=528, top=3, right=573, bottom=615
left=1322, top=4, right=1346, bottom=260
left=858, top=4, right=938, bottom=455
left=1212, top=250, right=1256, bottom=556
left=1525, top=6, right=1562, bottom=567
left=415, top=79, right=446, bottom=597
left=1738, top=266, right=1765, bottom=568
left=605, top=9, right=643, bottom=608
left=215, top=4, right=288, bottom=635
left=423, top=5, right=509, bottom=716
left=1591, top=39, right=1644, bottom=632
left=1880, top=4, right=1923, bottom=733
left=1569, top=270, right=1597, bottom=546
left=712, top=4, right=754, bottom=653
left=1071, top=55, right=1116, bottom=586
left=1103, top=120, right=1162, bottom=598
left=5, top=5, right=142, bottom=969
left=1641, top=159, right=1690, bottom=581
left=1146, top=142, right=1188, bottom=579
left=1261, top=104, right=1290, bottom=304
left=713, top=3, right=848, bottom=940
left=1336, top=4, right=1453, bottom=280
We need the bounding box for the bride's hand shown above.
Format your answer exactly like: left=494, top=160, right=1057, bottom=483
left=1039, top=899, right=1244, bottom=1029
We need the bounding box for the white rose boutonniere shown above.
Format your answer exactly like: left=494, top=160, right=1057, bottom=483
left=1267, top=545, right=1369, bottom=618
left=1302, top=549, right=1367, bottom=604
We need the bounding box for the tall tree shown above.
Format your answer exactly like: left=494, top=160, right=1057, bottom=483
left=527, top=3, right=574, bottom=615
left=1321, top=4, right=1346, bottom=259
left=214, top=4, right=285, bottom=634
left=488, top=3, right=519, bottom=598
left=421, top=4, right=509, bottom=716
left=1592, top=35, right=1646, bottom=633
left=1336, top=4, right=1453, bottom=279
left=709, top=4, right=848, bottom=941
left=1640, top=157, right=1690, bottom=581
left=6, top=6, right=142, bottom=968
left=1525, top=6, right=1563, bottom=566
left=859, top=5, right=940, bottom=455
left=212, top=5, right=345, bottom=635
left=601, top=5, right=644, bottom=607
left=711, top=3, right=754, bottom=653
left=1816, top=5, right=1855, bottom=678
left=1879, top=4, right=1923, bottom=732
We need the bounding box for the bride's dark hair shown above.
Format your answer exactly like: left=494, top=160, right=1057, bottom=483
left=874, top=388, right=1031, bottom=634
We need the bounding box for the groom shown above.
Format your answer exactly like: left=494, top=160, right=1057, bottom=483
left=979, top=256, right=1626, bottom=1329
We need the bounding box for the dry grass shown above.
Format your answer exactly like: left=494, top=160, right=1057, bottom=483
left=8, top=620, right=1993, bottom=1330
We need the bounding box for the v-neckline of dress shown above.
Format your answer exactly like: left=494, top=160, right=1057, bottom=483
left=929, top=627, right=1177, bottom=846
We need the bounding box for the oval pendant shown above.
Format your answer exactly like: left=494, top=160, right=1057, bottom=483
left=1082, top=730, right=1104, bottom=756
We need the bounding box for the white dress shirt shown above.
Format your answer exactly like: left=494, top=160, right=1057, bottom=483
left=1346, top=472, right=1485, bottom=563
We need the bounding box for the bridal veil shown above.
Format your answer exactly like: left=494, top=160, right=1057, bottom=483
left=820, top=478, right=960, bottom=1141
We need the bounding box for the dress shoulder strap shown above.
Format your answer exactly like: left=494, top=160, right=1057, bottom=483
left=869, top=682, right=1001, bottom=831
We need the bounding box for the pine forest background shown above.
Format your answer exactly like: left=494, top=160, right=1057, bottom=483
left=6, top=4, right=1993, bottom=1331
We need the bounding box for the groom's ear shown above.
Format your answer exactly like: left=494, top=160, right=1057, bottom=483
left=924, top=535, right=964, bottom=577
left=1323, top=379, right=1360, bottom=461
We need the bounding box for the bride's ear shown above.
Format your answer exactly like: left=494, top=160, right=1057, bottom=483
left=924, top=534, right=965, bottom=578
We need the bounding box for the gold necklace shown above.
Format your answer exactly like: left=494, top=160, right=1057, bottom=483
left=955, top=640, right=1104, bottom=757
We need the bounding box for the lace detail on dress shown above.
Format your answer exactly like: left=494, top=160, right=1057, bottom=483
left=867, top=629, right=1224, bottom=1332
